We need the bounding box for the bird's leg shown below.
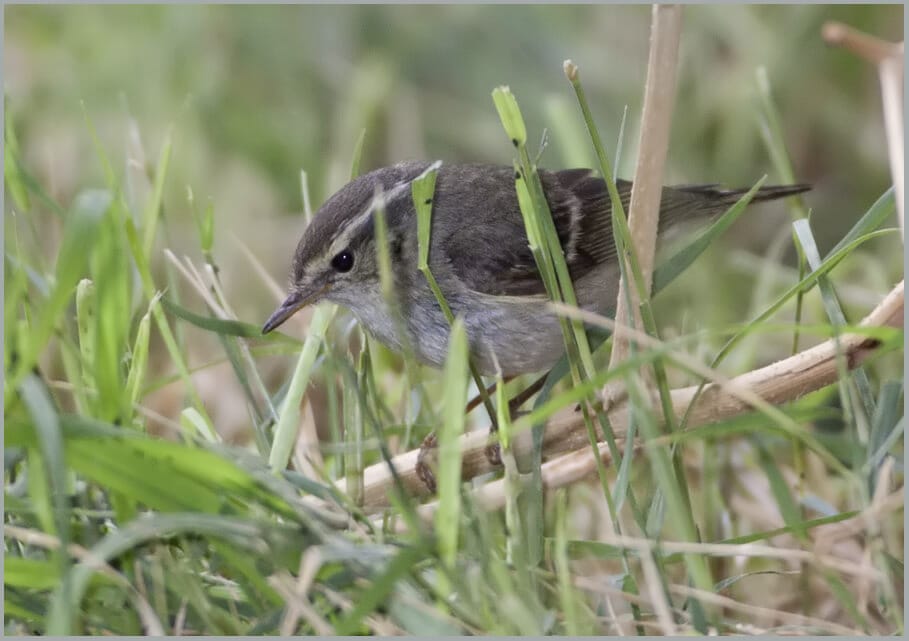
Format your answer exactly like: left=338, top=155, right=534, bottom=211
left=483, top=372, right=548, bottom=467
left=416, top=372, right=550, bottom=493
left=465, top=378, right=506, bottom=413
left=416, top=431, right=439, bottom=493
left=416, top=378, right=505, bottom=494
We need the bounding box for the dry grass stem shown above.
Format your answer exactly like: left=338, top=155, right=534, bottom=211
left=3, top=525, right=166, bottom=635
left=823, top=21, right=904, bottom=238
left=270, top=548, right=332, bottom=636
left=354, top=279, right=901, bottom=513
left=608, top=3, right=683, bottom=370
left=668, top=584, right=862, bottom=635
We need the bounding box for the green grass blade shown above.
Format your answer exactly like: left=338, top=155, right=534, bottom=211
left=90, top=198, right=133, bottom=422
left=349, top=127, right=367, bottom=180
left=793, top=217, right=876, bottom=432
left=19, top=375, right=74, bottom=635
left=828, top=187, right=895, bottom=258
left=754, top=438, right=807, bottom=541
left=122, top=217, right=211, bottom=430
left=4, top=557, right=60, bottom=591
left=61, top=512, right=306, bottom=632
left=334, top=544, right=427, bottom=635
left=74, top=279, right=97, bottom=412
left=492, top=86, right=528, bottom=145
left=141, top=129, right=173, bottom=255
left=435, top=319, right=469, bottom=583
left=159, top=295, right=299, bottom=343
left=544, top=94, right=593, bottom=167
left=411, top=162, right=498, bottom=428
left=180, top=407, right=218, bottom=443
left=705, top=227, right=896, bottom=374
left=652, top=176, right=766, bottom=293
left=494, top=89, right=616, bottom=529
left=268, top=305, right=334, bottom=472
left=344, top=349, right=367, bottom=506
left=866, top=381, right=903, bottom=491
left=412, top=162, right=440, bottom=272
left=554, top=491, right=582, bottom=634
left=4, top=102, right=31, bottom=212
left=124, top=298, right=153, bottom=421
left=300, top=169, right=314, bottom=224
left=80, top=103, right=116, bottom=188
left=755, top=66, right=811, bottom=355
left=7, top=190, right=109, bottom=402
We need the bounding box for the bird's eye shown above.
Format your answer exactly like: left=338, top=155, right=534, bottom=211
left=331, top=249, right=355, bottom=273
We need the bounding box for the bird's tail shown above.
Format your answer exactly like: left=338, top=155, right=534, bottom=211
left=678, top=182, right=811, bottom=204
left=656, top=181, right=810, bottom=232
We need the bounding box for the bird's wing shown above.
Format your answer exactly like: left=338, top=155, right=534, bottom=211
left=440, top=166, right=630, bottom=298
left=438, top=164, right=807, bottom=299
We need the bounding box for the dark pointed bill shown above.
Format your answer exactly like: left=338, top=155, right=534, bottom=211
left=261, top=291, right=307, bottom=334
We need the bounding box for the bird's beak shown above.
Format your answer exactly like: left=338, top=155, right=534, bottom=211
left=262, top=290, right=311, bottom=334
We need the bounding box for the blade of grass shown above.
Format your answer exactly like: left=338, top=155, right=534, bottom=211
left=563, top=62, right=690, bottom=608
left=74, top=279, right=97, bottom=413
left=344, top=349, right=366, bottom=506
left=19, top=375, right=74, bottom=635
left=543, top=94, right=594, bottom=167
left=495, top=87, right=598, bottom=378
left=494, top=89, right=623, bottom=545
left=268, top=305, right=335, bottom=473
left=866, top=382, right=903, bottom=490
left=141, top=129, right=173, bottom=256
left=829, top=187, right=895, bottom=257
left=756, top=66, right=810, bottom=355
left=652, top=177, right=767, bottom=293
left=434, top=319, right=469, bottom=595
left=6, top=190, right=108, bottom=402
left=678, top=226, right=897, bottom=434
left=411, top=162, right=498, bottom=429
left=4, top=101, right=31, bottom=211
left=300, top=169, right=314, bottom=225
left=180, top=407, right=218, bottom=443
left=333, top=543, right=427, bottom=635
left=494, top=367, right=524, bottom=570
left=795, top=218, right=877, bottom=418
left=90, top=197, right=133, bottom=423
left=159, top=296, right=298, bottom=344
left=123, top=216, right=211, bottom=431
left=793, top=217, right=876, bottom=471
left=349, top=128, right=367, bottom=182
left=553, top=491, right=581, bottom=635
left=754, top=434, right=870, bottom=631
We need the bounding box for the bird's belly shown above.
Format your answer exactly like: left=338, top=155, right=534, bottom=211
left=348, top=270, right=615, bottom=377
left=454, top=270, right=617, bottom=376
left=415, top=293, right=603, bottom=377
left=457, top=298, right=564, bottom=376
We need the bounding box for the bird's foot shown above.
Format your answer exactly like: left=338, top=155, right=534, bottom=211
left=416, top=432, right=438, bottom=494
left=416, top=372, right=550, bottom=494
left=417, top=430, right=503, bottom=493
left=484, top=436, right=502, bottom=468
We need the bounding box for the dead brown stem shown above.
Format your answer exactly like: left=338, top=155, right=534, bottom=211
left=609, top=4, right=683, bottom=371
left=823, top=21, right=904, bottom=239
left=345, top=281, right=902, bottom=512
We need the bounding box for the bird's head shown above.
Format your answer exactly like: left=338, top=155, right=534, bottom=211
left=262, top=161, right=437, bottom=333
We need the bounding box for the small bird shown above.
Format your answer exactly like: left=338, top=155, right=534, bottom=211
left=262, top=162, right=807, bottom=376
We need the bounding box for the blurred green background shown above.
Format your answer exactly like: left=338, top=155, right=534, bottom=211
left=6, top=5, right=901, bottom=246
left=4, top=9, right=904, bottom=635
left=5, top=4, right=903, bottom=437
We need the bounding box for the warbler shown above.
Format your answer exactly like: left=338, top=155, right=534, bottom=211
left=262, top=161, right=807, bottom=375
